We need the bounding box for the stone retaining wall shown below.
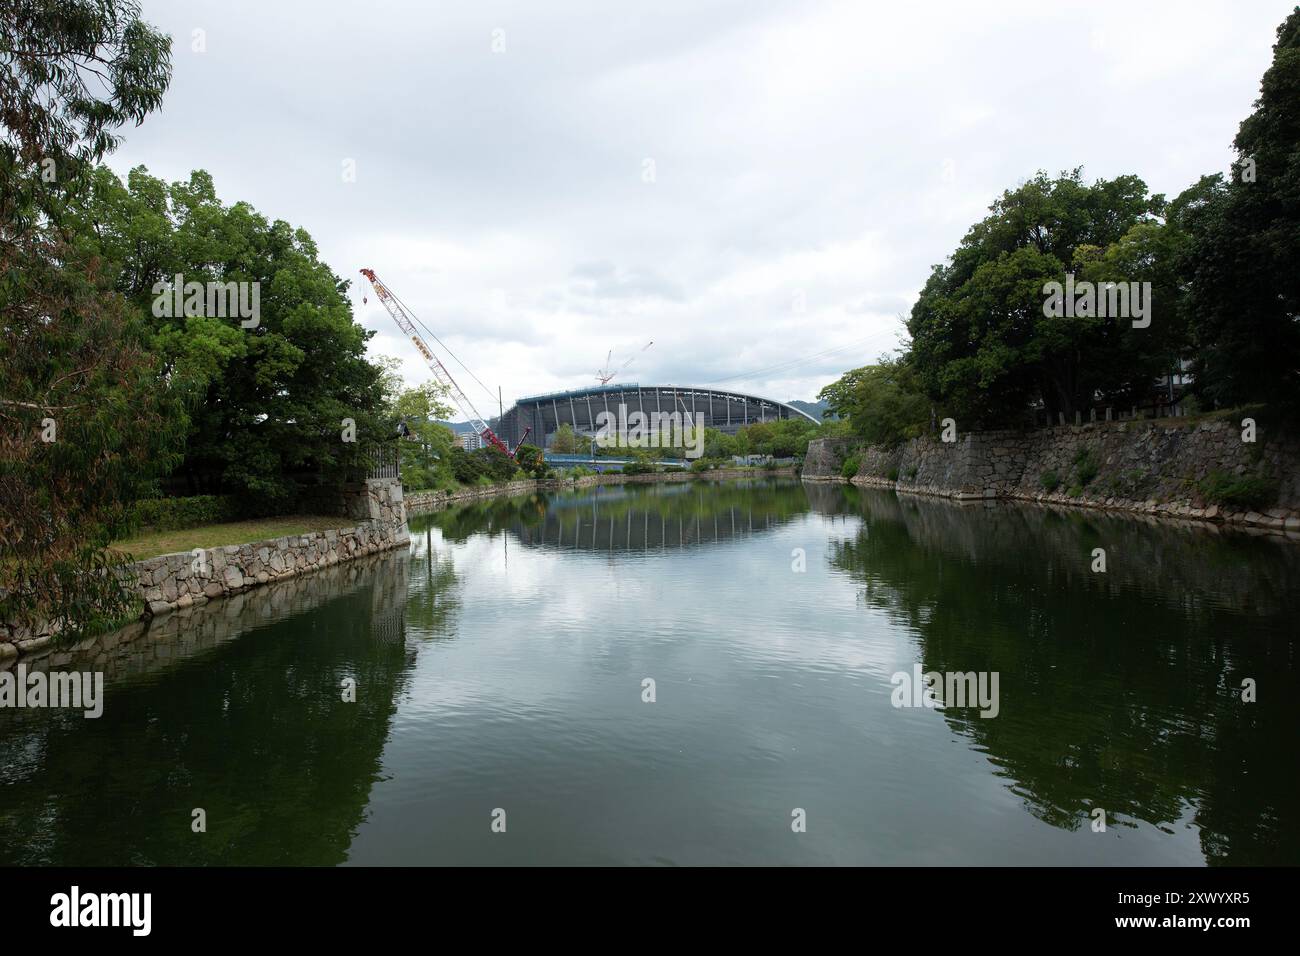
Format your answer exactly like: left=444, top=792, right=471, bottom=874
left=5, top=550, right=408, bottom=686
left=803, top=419, right=1300, bottom=533
left=1, top=478, right=407, bottom=663
left=405, top=479, right=557, bottom=509
left=801, top=437, right=856, bottom=480
left=131, top=477, right=408, bottom=619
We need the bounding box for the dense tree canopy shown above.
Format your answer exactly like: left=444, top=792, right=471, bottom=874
left=2, top=0, right=177, bottom=636
left=448, top=445, right=519, bottom=485
left=0, top=228, right=184, bottom=635
left=900, top=9, right=1300, bottom=426
left=1183, top=8, right=1300, bottom=408
left=906, top=170, right=1181, bottom=427
left=735, top=417, right=819, bottom=458
left=3, top=2, right=392, bottom=636
left=691, top=416, right=820, bottom=461
left=63, top=165, right=391, bottom=506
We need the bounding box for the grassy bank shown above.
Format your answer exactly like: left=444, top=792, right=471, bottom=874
left=114, top=515, right=353, bottom=560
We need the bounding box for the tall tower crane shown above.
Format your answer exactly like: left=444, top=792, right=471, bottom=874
left=596, top=340, right=653, bottom=384
left=359, top=268, right=526, bottom=458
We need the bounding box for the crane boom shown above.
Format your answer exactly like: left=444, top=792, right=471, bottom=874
left=596, top=340, right=654, bottom=384
left=359, top=268, right=515, bottom=458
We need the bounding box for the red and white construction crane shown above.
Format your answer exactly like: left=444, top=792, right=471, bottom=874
left=359, top=268, right=527, bottom=458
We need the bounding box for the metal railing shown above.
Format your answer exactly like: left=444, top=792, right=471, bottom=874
left=367, top=443, right=400, bottom=480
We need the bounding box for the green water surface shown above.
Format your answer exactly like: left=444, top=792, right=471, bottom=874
left=2, top=480, right=1296, bottom=865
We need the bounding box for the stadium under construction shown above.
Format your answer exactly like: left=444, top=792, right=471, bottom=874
left=493, top=383, right=817, bottom=451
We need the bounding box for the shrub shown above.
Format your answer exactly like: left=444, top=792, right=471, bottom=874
left=1103, top=468, right=1150, bottom=499
left=904, top=465, right=918, bottom=481
left=1197, top=471, right=1276, bottom=509
left=399, top=467, right=448, bottom=493
left=841, top=455, right=861, bottom=479
left=621, top=461, right=654, bottom=476
left=691, top=457, right=734, bottom=477
left=1039, top=470, right=1061, bottom=493
left=1072, top=447, right=1100, bottom=486
left=131, top=495, right=241, bottom=532
left=449, top=446, right=517, bottom=485
left=887, top=467, right=899, bottom=481
left=512, top=443, right=548, bottom=479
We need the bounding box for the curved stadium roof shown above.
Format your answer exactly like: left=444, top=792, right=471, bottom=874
left=495, top=382, right=817, bottom=448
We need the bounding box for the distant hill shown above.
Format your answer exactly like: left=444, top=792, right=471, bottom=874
left=788, top=399, right=831, bottom=421
left=436, top=420, right=477, bottom=435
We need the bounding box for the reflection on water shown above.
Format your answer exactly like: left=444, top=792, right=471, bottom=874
left=0, top=551, right=421, bottom=865
left=813, top=484, right=1300, bottom=864
left=426, top=480, right=808, bottom=552
left=2, top=479, right=1297, bottom=865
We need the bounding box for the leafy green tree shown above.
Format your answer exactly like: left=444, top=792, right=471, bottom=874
left=1071, top=176, right=1215, bottom=409
left=1, top=0, right=171, bottom=227
left=1, top=222, right=185, bottom=638
left=1183, top=9, right=1300, bottom=409
left=819, top=356, right=930, bottom=447
left=702, top=427, right=735, bottom=459
left=907, top=170, right=1170, bottom=425
left=64, top=165, right=390, bottom=507
left=448, top=445, right=518, bottom=485
left=736, top=417, right=819, bottom=458
left=513, top=443, right=547, bottom=478
left=550, top=421, right=581, bottom=454
left=1, top=0, right=179, bottom=638
left=386, top=380, right=455, bottom=491
left=732, top=429, right=753, bottom=459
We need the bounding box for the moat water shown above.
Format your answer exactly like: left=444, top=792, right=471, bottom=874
left=2, top=479, right=1297, bottom=865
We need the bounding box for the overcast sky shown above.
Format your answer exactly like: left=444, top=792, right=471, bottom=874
left=109, top=0, right=1287, bottom=413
